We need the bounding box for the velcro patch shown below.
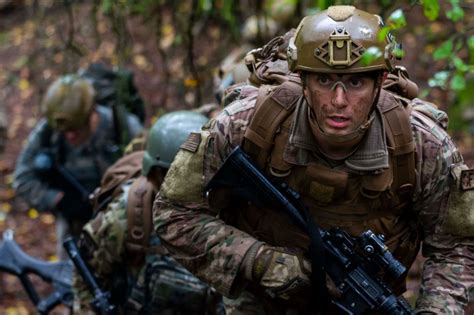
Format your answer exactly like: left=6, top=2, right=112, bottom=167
left=309, top=181, right=334, bottom=203
left=180, top=132, right=201, bottom=153
left=461, top=169, right=474, bottom=191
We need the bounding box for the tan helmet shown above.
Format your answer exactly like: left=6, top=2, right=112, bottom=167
left=288, top=5, right=396, bottom=74
left=41, top=74, right=95, bottom=131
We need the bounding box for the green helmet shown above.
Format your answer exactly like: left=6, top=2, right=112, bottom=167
left=41, top=74, right=95, bottom=131
left=142, top=111, right=208, bottom=176
left=288, top=5, right=396, bottom=74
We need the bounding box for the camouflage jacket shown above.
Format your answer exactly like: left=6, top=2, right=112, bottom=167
left=154, top=87, right=474, bottom=314
left=13, top=105, right=143, bottom=214
left=75, top=179, right=223, bottom=314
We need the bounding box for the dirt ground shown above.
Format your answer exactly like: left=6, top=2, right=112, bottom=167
left=0, top=2, right=473, bottom=314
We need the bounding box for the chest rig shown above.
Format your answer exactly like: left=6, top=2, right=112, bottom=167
left=239, top=79, right=419, bottom=293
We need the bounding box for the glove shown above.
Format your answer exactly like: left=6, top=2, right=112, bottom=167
left=248, top=245, right=312, bottom=301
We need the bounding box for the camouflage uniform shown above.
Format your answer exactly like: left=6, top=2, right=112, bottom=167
left=153, top=85, right=474, bottom=314
left=75, top=177, right=223, bottom=314
left=13, top=105, right=143, bottom=257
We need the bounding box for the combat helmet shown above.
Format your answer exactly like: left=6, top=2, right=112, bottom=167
left=288, top=5, right=397, bottom=73
left=41, top=74, right=95, bottom=131
left=142, top=111, right=208, bottom=176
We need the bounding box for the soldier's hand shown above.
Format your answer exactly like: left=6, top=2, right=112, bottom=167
left=251, top=246, right=311, bottom=301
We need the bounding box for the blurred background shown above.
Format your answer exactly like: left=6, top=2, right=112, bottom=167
left=0, top=0, right=472, bottom=313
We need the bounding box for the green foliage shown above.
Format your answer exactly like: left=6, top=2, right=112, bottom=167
left=422, top=0, right=440, bottom=21
left=450, top=73, right=466, bottom=91
left=447, top=78, right=474, bottom=132
left=446, top=0, right=464, bottom=22
left=361, top=47, right=382, bottom=66
left=428, top=71, right=449, bottom=88
left=433, top=40, right=453, bottom=61
left=317, top=0, right=334, bottom=10
left=388, top=9, right=406, bottom=29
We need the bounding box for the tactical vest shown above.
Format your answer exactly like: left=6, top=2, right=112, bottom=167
left=234, top=78, right=420, bottom=294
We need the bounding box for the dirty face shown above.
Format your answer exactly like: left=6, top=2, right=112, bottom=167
left=303, top=72, right=377, bottom=137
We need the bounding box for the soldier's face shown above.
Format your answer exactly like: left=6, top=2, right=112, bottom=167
left=304, top=73, right=376, bottom=136
left=63, top=128, right=91, bottom=146
left=61, top=110, right=97, bottom=146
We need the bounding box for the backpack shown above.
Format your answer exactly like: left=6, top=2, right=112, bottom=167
left=79, top=63, right=146, bottom=149
left=79, top=63, right=146, bottom=123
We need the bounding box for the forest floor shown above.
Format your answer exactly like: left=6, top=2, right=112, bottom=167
left=0, top=2, right=473, bottom=314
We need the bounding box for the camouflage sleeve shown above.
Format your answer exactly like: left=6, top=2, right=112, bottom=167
left=153, top=95, right=261, bottom=298
left=12, top=119, right=61, bottom=212
left=73, top=188, right=129, bottom=310
left=410, top=101, right=474, bottom=313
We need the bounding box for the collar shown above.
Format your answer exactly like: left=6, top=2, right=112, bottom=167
left=285, top=97, right=389, bottom=172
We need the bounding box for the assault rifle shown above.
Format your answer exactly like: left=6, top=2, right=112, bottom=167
left=0, top=229, right=73, bottom=314
left=33, top=152, right=91, bottom=202
left=63, top=238, right=116, bottom=315
left=205, top=146, right=415, bottom=315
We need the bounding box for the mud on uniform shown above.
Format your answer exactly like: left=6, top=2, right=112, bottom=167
left=153, top=86, right=474, bottom=314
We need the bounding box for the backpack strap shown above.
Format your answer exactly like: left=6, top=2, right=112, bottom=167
left=126, top=176, right=157, bottom=266
left=91, top=151, right=144, bottom=216
left=379, top=90, right=416, bottom=206
left=243, top=75, right=301, bottom=169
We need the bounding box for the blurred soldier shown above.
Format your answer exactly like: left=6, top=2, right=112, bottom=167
left=75, top=111, right=223, bottom=314
left=13, top=74, right=143, bottom=259
left=154, top=5, right=474, bottom=314
left=213, top=14, right=281, bottom=105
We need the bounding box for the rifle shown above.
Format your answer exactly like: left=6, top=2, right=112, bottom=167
left=63, top=238, right=116, bottom=315
left=0, top=229, right=73, bottom=314
left=33, top=151, right=91, bottom=202
left=205, top=146, right=414, bottom=315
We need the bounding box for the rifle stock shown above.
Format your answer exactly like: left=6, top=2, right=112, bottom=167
left=205, top=146, right=414, bottom=315
left=0, top=229, right=73, bottom=314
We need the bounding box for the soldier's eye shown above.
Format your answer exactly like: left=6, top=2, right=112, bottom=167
left=317, top=76, right=331, bottom=86
left=349, top=78, right=363, bottom=87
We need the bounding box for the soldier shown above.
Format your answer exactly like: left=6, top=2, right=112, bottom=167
left=153, top=5, right=474, bottom=315
left=75, top=111, right=223, bottom=314
left=13, top=74, right=143, bottom=259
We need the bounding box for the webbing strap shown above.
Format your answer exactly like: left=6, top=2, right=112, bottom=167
left=379, top=91, right=416, bottom=203
left=126, top=176, right=155, bottom=266
left=243, top=79, right=301, bottom=169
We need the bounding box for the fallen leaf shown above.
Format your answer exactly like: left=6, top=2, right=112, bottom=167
left=1, top=202, right=12, bottom=213
left=27, top=208, right=38, bottom=219
left=184, top=78, right=198, bottom=88
left=40, top=213, right=55, bottom=225
left=17, top=78, right=30, bottom=91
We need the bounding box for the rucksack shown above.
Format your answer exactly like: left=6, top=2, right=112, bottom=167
left=89, top=150, right=158, bottom=266
left=79, top=63, right=146, bottom=123
left=79, top=63, right=146, bottom=149
left=90, top=150, right=144, bottom=215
